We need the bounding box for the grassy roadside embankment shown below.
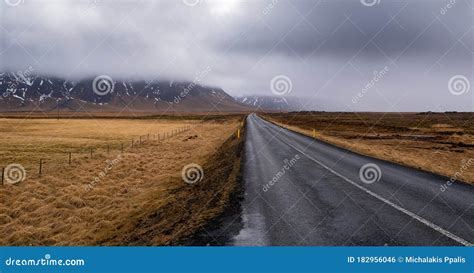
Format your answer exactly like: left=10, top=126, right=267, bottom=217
left=0, top=117, right=244, bottom=245
left=103, top=120, right=245, bottom=245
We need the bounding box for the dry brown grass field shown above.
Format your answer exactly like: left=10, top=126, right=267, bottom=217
left=265, top=112, right=474, bottom=184
left=0, top=116, right=243, bottom=245
left=0, top=118, right=193, bottom=168
left=0, top=111, right=248, bottom=119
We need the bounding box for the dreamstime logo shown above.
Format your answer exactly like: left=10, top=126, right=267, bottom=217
left=181, top=163, right=204, bottom=184
left=263, top=0, right=279, bottom=15
left=359, top=163, right=382, bottom=184
left=85, top=154, right=123, bottom=191
left=352, top=66, right=390, bottom=104
left=4, top=163, right=26, bottom=185
left=3, top=65, right=35, bottom=98
left=263, top=154, right=300, bottom=192
left=92, top=75, right=114, bottom=96
left=5, top=253, right=85, bottom=267
left=440, top=0, right=456, bottom=15
left=11, top=65, right=35, bottom=86
left=173, top=66, right=212, bottom=104
left=361, top=0, right=381, bottom=7
left=182, top=0, right=202, bottom=7
left=448, top=75, right=470, bottom=96
left=270, top=75, right=293, bottom=96
left=4, top=0, right=24, bottom=7
left=440, top=158, right=473, bottom=192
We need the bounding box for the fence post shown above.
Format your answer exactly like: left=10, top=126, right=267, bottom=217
left=1, top=167, right=4, bottom=186
left=39, top=159, right=43, bottom=175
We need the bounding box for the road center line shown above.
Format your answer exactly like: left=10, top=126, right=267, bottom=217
left=252, top=115, right=473, bottom=246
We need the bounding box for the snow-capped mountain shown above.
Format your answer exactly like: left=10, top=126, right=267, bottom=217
left=236, top=96, right=316, bottom=111
left=0, top=73, right=252, bottom=112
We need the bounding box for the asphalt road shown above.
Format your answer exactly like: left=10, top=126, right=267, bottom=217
left=231, top=114, right=473, bottom=246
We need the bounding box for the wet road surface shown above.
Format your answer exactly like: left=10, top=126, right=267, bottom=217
left=230, top=114, right=473, bottom=246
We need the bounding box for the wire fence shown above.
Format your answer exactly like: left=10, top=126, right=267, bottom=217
left=0, top=125, right=192, bottom=186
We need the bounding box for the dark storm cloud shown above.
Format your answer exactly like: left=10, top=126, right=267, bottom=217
left=219, top=0, right=471, bottom=58
left=0, top=0, right=472, bottom=111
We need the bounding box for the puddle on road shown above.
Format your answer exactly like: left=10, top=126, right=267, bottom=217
left=232, top=211, right=268, bottom=246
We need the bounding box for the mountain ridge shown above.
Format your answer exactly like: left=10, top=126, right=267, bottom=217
left=0, top=72, right=253, bottom=113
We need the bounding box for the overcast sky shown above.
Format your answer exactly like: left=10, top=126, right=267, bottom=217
left=0, top=0, right=473, bottom=111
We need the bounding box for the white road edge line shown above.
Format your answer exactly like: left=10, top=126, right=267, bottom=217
left=253, top=115, right=473, bottom=246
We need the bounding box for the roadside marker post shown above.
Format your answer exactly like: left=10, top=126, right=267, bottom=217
left=312, top=129, right=316, bottom=138
left=237, top=129, right=241, bottom=139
